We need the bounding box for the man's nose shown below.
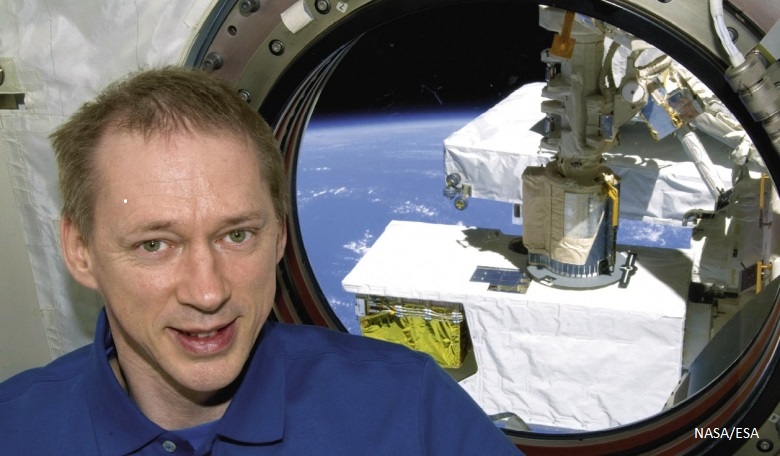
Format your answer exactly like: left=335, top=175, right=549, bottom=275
left=176, top=242, right=230, bottom=312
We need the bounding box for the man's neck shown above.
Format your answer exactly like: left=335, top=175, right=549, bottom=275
left=109, top=356, right=232, bottom=430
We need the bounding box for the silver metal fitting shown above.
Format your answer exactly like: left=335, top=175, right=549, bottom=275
left=725, top=54, right=780, bottom=123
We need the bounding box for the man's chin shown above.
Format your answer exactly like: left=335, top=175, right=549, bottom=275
left=171, top=361, right=245, bottom=400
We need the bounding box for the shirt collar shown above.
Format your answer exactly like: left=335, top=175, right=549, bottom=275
left=215, top=321, right=286, bottom=444
left=85, top=308, right=164, bottom=455
left=84, top=309, right=286, bottom=453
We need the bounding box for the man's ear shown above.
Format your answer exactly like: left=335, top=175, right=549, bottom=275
left=60, top=217, right=98, bottom=289
left=276, top=218, right=287, bottom=264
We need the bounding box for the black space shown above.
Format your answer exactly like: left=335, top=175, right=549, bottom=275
left=314, top=3, right=554, bottom=115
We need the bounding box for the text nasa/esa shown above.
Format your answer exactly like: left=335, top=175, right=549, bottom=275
left=694, top=427, right=760, bottom=440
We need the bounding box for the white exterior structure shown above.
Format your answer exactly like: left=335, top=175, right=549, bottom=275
left=343, top=220, right=687, bottom=430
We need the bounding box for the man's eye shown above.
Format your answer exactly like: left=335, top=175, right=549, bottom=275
left=140, top=240, right=168, bottom=252
left=226, top=230, right=250, bottom=243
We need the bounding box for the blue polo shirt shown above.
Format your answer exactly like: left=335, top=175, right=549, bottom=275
left=0, top=309, right=523, bottom=455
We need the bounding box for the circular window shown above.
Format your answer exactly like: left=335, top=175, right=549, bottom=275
left=190, top=0, right=780, bottom=452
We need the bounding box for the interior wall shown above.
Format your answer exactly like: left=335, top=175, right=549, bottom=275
left=0, top=136, right=50, bottom=381
left=0, top=0, right=216, bottom=381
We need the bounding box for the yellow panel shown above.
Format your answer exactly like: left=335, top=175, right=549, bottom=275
left=359, top=300, right=470, bottom=368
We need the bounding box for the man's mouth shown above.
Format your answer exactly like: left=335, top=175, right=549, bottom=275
left=170, top=320, right=237, bottom=355
left=185, top=330, right=219, bottom=338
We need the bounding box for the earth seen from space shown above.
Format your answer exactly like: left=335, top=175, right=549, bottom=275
left=296, top=109, right=693, bottom=334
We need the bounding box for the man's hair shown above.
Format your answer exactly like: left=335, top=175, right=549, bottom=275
left=50, top=66, right=289, bottom=243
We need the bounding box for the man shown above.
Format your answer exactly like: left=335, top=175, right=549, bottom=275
left=0, top=67, right=523, bottom=455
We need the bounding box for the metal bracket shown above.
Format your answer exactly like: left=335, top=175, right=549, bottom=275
left=618, top=251, right=638, bottom=289
left=0, top=58, right=25, bottom=110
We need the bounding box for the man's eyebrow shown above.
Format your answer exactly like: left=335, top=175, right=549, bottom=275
left=220, top=210, right=271, bottom=228
left=127, top=220, right=176, bottom=235
left=126, top=211, right=270, bottom=236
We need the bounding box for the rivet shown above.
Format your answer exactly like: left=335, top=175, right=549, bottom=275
left=239, top=0, right=260, bottom=14
left=238, top=89, right=252, bottom=103
left=269, top=40, right=285, bottom=56
left=315, top=0, right=331, bottom=14
left=201, top=52, right=223, bottom=71
left=727, top=26, right=739, bottom=44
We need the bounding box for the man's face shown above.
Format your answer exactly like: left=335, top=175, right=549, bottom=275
left=64, top=129, right=286, bottom=396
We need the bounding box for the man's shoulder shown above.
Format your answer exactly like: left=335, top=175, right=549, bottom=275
left=265, top=321, right=431, bottom=367
left=0, top=345, right=100, bottom=453
left=0, top=344, right=91, bottom=402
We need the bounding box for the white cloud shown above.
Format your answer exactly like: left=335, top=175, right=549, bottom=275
left=392, top=200, right=437, bottom=217
left=632, top=224, right=665, bottom=245
left=327, top=296, right=354, bottom=310
left=343, top=230, right=374, bottom=256
left=297, top=186, right=354, bottom=206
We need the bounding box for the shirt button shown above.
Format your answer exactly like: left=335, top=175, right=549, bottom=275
left=162, top=440, right=177, bottom=453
